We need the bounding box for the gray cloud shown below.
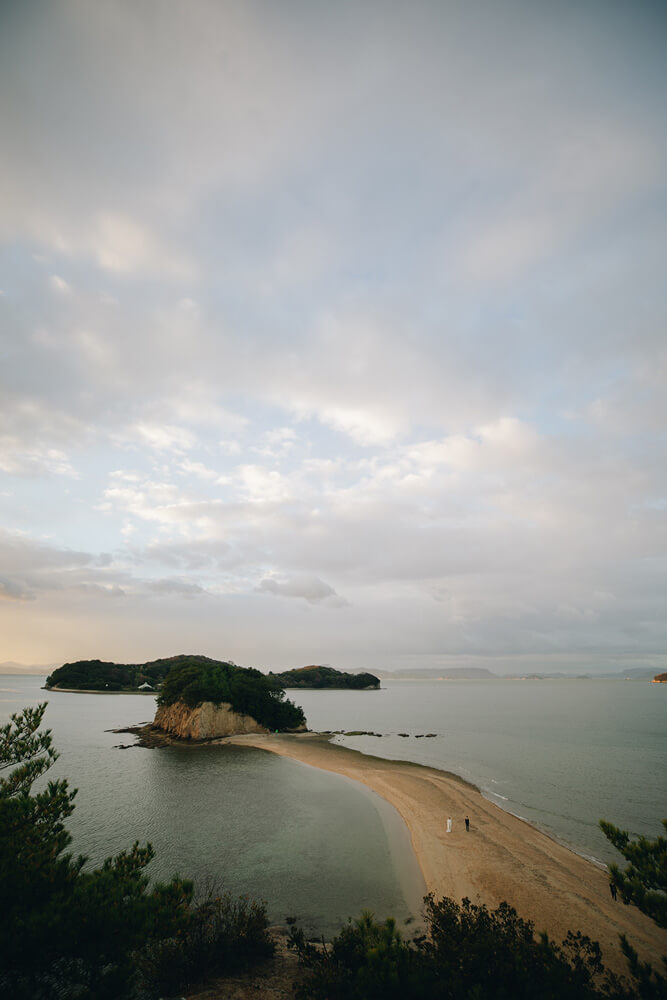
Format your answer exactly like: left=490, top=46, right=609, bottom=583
left=257, top=576, right=347, bottom=607
left=146, top=579, right=207, bottom=598
left=0, top=0, right=665, bottom=669
left=0, top=577, right=35, bottom=601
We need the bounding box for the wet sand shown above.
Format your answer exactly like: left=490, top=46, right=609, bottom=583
left=226, top=732, right=665, bottom=975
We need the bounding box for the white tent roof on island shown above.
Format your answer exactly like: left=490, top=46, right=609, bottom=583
left=138, top=681, right=153, bottom=690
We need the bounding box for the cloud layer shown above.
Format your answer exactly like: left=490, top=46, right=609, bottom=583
left=1, top=0, right=665, bottom=671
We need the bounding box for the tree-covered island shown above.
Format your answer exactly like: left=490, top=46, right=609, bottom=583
left=46, top=654, right=306, bottom=732
left=46, top=655, right=380, bottom=693
left=268, top=664, right=380, bottom=689
left=156, top=656, right=305, bottom=732
left=45, top=654, right=198, bottom=692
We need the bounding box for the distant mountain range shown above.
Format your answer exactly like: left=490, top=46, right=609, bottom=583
left=374, top=667, right=497, bottom=680
left=373, top=666, right=661, bottom=681
left=0, top=661, right=57, bottom=675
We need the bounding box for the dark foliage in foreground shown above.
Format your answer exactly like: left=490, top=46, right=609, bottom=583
left=289, top=895, right=666, bottom=1000
left=600, top=819, right=667, bottom=929
left=136, top=889, right=274, bottom=994
left=158, top=657, right=306, bottom=730
left=0, top=703, right=273, bottom=999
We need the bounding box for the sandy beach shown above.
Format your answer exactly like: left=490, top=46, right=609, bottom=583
left=226, top=732, right=665, bottom=975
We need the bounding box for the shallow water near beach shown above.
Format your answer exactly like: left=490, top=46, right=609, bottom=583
left=294, top=678, right=666, bottom=864
left=2, top=674, right=665, bottom=926
left=0, top=675, right=422, bottom=934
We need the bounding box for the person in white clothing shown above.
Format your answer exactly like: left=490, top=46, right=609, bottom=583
left=446, top=817, right=452, bottom=833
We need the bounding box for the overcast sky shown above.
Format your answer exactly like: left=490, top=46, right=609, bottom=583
left=1, top=0, right=666, bottom=673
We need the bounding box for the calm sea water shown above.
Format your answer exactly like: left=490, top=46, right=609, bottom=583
left=2, top=675, right=665, bottom=928
left=295, top=679, right=666, bottom=865
left=0, top=675, right=423, bottom=935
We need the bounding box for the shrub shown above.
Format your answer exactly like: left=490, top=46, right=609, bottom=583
left=0, top=705, right=273, bottom=998
left=289, top=895, right=641, bottom=1000
left=137, top=889, right=274, bottom=995
left=0, top=704, right=194, bottom=999
left=289, top=911, right=421, bottom=1000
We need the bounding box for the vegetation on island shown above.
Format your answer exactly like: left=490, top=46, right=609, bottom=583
left=157, top=656, right=306, bottom=731
left=268, top=664, right=381, bottom=689
left=44, top=653, right=205, bottom=691
left=44, top=655, right=377, bottom=700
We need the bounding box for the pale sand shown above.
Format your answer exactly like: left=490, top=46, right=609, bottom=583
left=225, top=732, right=665, bottom=975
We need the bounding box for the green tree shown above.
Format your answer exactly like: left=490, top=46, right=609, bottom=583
left=0, top=703, right=193, bottom=999
left=158, top=658, right=306, bottom=730
left=600, top=820, right=667, bottom=929
left=289, top=895, right=631, bottom=1000
left=600, top=819, right=667, bottom=999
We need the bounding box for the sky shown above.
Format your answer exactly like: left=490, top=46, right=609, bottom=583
left=1, top=0, right=666, bottom=674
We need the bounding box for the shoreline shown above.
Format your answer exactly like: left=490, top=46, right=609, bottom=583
left=222, top=732, right=665, bottom=976
left=42, top=686, right=157, bottom=695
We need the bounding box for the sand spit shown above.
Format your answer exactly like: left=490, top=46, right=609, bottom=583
left=224, top=732, right=665, bottom=976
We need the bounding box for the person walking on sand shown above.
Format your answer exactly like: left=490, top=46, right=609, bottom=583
left=609, top=882, right=617, bottom=901
left=465, top=815, right=470, bottom=832
left=446, top=817, right=452, bottom=833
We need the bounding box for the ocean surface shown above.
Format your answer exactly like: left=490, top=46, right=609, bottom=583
left=0, top=675, right=422, bottom=935
left=298, top=679, right=666, bottom=865
left=1, top=674, right=665, bottom=931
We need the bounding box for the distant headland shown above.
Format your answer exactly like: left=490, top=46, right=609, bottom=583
left=268, top=664, right=380, bottom=689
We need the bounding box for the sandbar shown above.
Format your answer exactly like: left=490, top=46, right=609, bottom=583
left=225, top=732, right=665, bottom=975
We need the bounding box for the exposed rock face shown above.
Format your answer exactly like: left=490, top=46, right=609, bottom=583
left=153, top=700, right=268, bottom=740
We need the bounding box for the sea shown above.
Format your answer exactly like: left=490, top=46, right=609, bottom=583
left=1, top=674, right=665, bottom=935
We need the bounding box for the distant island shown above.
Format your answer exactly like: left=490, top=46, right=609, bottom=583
left=45, top=656, right=380, bottom=693
left=44, top=654, right=212, bottom=692
left=652, top=673, right=667, bottom=683
left=268, top=665, right=380, bottom=689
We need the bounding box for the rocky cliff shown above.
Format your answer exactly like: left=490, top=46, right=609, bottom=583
left=153, top=700, right=268, bottom=739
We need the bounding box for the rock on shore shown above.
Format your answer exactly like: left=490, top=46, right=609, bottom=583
left=153, top=700, right=268, bottom=740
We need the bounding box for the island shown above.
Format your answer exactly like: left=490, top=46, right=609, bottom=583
left=44, top=654, right=192, bottom=691
left=45, top=655, right=380, bottom=694
left=267, top=664, right=380, bottom=689
left=147, top=656, right=306, bottom=740
left=651, top=673, right=667, bottom=683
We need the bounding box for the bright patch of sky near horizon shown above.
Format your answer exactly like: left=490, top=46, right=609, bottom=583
left=1, top=0, right=666, bottom=672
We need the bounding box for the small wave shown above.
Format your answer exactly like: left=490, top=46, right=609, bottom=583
left=490, top=792, right=509, bottom=801
left=579, top=853, right=608, bottom=869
